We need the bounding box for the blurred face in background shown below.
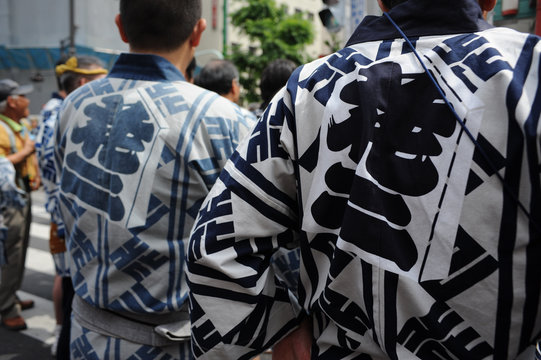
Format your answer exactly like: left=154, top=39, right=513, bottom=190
left=8, top=94, right=30, bottom=121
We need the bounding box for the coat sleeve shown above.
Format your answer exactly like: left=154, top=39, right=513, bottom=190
left=186, top=88, right=305, bottom=359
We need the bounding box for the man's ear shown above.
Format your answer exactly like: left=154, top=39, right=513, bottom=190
left=230, top=79, right=241, bottom=104
left=231, top=79, right=239, bottom=95
left=115, top=14, right=129, bottom=43
left=6, top=96, right=16, bottom=109
left=190, top=18, right=207, bottom=48
left=377, top=0, right=390, bottom=12
left=479, top=0, right=497, bottom=11
left=78, top=77, right=89, bottom=88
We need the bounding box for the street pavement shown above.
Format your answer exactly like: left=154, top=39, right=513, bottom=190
left=0, top=189, right=57, bottom=359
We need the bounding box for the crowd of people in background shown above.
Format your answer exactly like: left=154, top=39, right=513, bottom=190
left=0, top=0, right=540, bottom=359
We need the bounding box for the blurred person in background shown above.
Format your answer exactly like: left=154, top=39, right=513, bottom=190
left=195, top=59, right=257, bottom=123
left=256, top=58, right=297, bottom=117
left=36, top=54, right=108, bottom=358
left=0, top=78, right=39, bottom=331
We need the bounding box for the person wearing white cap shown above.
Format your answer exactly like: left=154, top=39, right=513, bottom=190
left=0, top=78, right=39, bottom=331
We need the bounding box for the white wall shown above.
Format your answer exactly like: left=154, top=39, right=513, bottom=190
left=74, top=0, right=126, bottom=52
left=0, top=0, right=126, bottom=51
left=0, top=0, right=69, bottom=47
left=199, top=0, right=227, bottom=66
left=0, top=0, right=381, bottom=113
left=0, top=0, right=379, bottom=60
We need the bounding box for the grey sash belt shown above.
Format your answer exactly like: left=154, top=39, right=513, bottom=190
left=72, top=295, right=191, bottom=347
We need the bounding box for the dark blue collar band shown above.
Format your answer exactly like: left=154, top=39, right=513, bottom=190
left=347, top=0, right=492, bottom=46
left=108, top=53, right=186, bottom=82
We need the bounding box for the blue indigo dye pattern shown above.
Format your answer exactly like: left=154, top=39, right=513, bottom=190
left=55, top=53, right=254, bottom=359
left=0, top=157, right=25, bottom=268
left=36, top=95, right=64, bottom=230
left=186, top=0, right=541, bottom=358
left=36, top=95, right=70, bottom=276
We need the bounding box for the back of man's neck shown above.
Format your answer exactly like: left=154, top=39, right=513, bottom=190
left=129, top=43, right=192, bottom=78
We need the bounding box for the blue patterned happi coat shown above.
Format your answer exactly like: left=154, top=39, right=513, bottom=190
left=186, top=0, right=541, bottom=359
left=0, top=157, right=26, bottom=268
left=55, top=53, right=254, bottom=360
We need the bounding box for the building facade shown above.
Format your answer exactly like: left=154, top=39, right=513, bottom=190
left=2, top=0, right=368, bottom=113
left=0, top=0, right=535, bottom=113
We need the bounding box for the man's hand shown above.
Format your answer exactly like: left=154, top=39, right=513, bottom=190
left=29, top=174, right=41, bottom=190
left=29, top=152, right=40, bottom=190
left=272, top=317, right=312, bottom=360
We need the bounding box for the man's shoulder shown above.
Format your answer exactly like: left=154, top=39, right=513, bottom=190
left=42, top=97, right=63, bottom=112
left=60, top=79, right=249, bottom=126
left=239, top=105, right=257, bottom=122
left=0, top=121, right=15, bottom=155
left=0, top=123, right=10, bottom=143
left=0, top=117, right=17, bottom=139
left=479, top=26, right=536, bottom=42
left=185, top=84, right=242, bottom=117
left=159, top=81, right=246, bottom=123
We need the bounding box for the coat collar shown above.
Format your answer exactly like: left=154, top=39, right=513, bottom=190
left=347, top=0, right=492, bottom=46
left=108, top=53, right=186, bottom=82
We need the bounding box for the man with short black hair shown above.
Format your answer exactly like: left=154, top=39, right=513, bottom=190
left=54, top=0, right=254, bottom=358
left=259, top=58, right=297, bottom=111
left=186, top=0, right=541, bottom=358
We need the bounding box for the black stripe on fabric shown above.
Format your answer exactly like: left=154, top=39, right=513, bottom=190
left=520, top=36, right=541, bottom=349
left=219, top=167, right=297, bottom=229
left=298, top=232, right=320, bottom=307
left=361, top=260, right=378, bottom=347
left=187, top=278, right=289, bottom=306
left=235, top=317, right=302, bottom=360
left=188, top=258, right=284, bottom=291
left=494, top=35, right=538, bottom=359
left=384, top=271, right=399, bottom=360
left=228, top=151, right=298, bottom=215
left=473, top=134, right=507, bottom=176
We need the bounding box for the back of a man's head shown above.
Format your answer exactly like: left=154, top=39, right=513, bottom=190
left=195, top=60, right=239, bottom=96
left=260, top=59, right=297, bottom=108
left=54, top=54, right=70, bottom=93
left=58, top=55, right=107, bottom=94
left=120, top=0, right=201, bottom=52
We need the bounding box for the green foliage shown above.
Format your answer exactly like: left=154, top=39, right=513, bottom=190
left=325, top=33, right=342, bottom=54
left=227, top=0, right=314, bottom=104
